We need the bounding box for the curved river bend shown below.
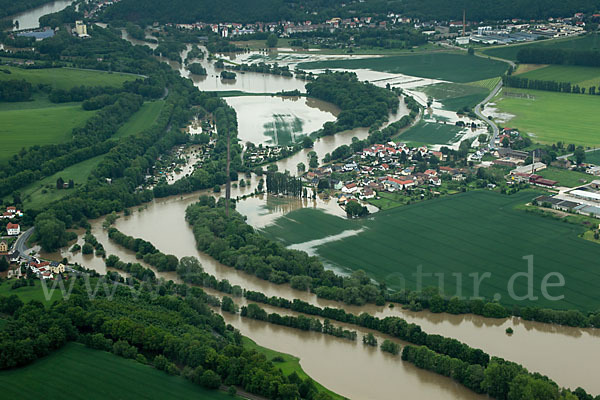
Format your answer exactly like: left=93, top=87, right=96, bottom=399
left=35, top=30, right=599, bottom=399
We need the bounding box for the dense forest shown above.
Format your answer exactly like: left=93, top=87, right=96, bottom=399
left=101, top=0, right=600, bottom=24
left=306, top=71, right=399, bottom=134
left=517, top=47, right=600, bottom=67
left=0, top=279, right=334, bottom=399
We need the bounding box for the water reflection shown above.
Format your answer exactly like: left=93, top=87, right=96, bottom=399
left=11, top=0, right=73, bottom=31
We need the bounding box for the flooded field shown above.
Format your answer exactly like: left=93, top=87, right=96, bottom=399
left=11, top=0, right=73, bottom=31
left=226, top=96, right=338, bottom=145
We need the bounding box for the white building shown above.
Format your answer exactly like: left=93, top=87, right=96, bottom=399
left=75, top=20, right=88, bottom=37
left=6, top=223, right=20, bottom=236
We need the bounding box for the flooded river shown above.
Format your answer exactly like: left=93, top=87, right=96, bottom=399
left=41, top=187, right=600, bottom=397
left=44, top=29, right=598, bottom=398
left=11, top=0, right=73, bottom=31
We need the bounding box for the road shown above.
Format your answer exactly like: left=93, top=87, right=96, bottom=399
left=13, top=227, right=35, bottom=261
left=474, top=78, right=503, bottom=145
left=557, top=147, right=598, bottom=160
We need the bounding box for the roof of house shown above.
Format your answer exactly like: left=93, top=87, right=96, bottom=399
left=6, top=223, right=19, bottom=229
left=345, top=183, right=357, bottom=189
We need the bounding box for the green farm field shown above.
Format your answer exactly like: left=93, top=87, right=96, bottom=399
left=398, top=121, right=464, bottom=145
left=297, top=53, right=509, bottom=83
left=10, top=154, right=107, bottom=210
left=494, top=88, right=600, bottom=146
left=517, top=65, right=600, bottom=87
left=0, top=103, right=95, bottom=162
left=0, top=280, right=65, bottom=305
left=0, top=343, right=240, bottom=400
left=419, top=82, right=489, bottom=111
left=261, top=190, right=600, bottom=311
left=114, top=100, right=165, bottom=139
left=0, top=66, right=137, bottom=90
left=481, top=33, right=600, bottom=62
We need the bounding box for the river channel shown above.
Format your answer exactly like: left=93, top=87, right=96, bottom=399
left=10, top=0, right=73, bottom=31
left=31, top=22, right=600, bottom=399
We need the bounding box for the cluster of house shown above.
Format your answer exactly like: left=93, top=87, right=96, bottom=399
left=0, top=240, right=21, bottom=279
left=1, top=206, right=23, bottom=220
left=245, top=145, right=294, bottom=166
left=303, top=142, right=469, bottom=203
left=27, top=260, right=66, bottom=280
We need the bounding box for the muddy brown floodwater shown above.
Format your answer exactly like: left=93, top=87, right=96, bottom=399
left=40, top=189, right=600, bottom=398
left=52, top=34, right=600, bottom=397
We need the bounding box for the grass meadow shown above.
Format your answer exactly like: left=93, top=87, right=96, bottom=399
left=0, top=343, right=240, bottom=400
left=0, top=66, right=136, bottom=90
left=261, top=190, right=600, bottom=311
left=0, top=102, right=95, bottom=162
left=297, top=52, right=509, bottom=83
left=114, top=100, right=165, bottom=139
left=516, top=64, right=600, bottom=88
left=8, top=154, right=107, bottom=210
left=242, top=338, right=344, bottom=400
left=0, top=280, right=65, bottom=305
left=580, top=149, right=600, bottom=165
left=494, top=88, right=600, bottom=146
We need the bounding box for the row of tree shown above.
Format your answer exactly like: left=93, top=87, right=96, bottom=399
left=503, top=75, right=600, bottom=95
left=0, top=276, right=334, bottom=400
left=107, top=228, right=179, bottom=271
left=517, top=47, right=600, bottom=68
left=241, top=303, right=358, bottom=340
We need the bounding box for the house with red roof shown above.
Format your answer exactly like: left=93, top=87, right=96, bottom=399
left=342, top=182, right=359, bottom=194
left=6, top=223, right=20, bottom=236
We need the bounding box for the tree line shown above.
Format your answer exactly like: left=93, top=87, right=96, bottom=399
left=265, top=172, right=303, bottom=196
left=0, top=278, right=335, bottom=400
left=107, top=227, right=179, bottom=271
left=325, top=93, right=420, bottom=163
left=306, top=71, right=399, bottom=135
left=186, top=196, right=386, bottom=306
left=503, top=75, right=600, bottom=95
left=517, top=47, right=600, bottom=68
left=241, top=303, right=358, bottom=341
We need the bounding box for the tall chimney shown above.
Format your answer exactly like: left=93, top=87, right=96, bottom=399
left=463, top=9, right=466, bottom=36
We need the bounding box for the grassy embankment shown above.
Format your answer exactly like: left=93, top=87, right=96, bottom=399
left=243, top=338, right=345, bottom=400
left=261, top=190, right=600, bottom=312
left=0, top=342, right=242, bottom=400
